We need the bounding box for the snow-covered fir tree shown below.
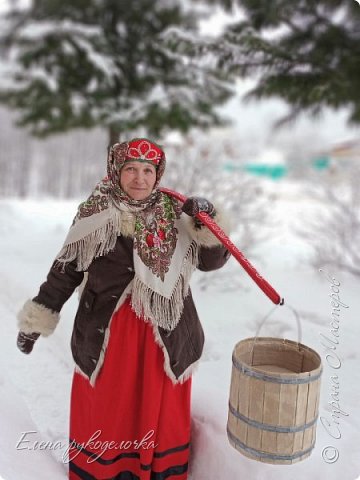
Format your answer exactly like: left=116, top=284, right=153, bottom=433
left=0, top=0, right=233, bottom=143
left=172, top=0, right=360, bottom=127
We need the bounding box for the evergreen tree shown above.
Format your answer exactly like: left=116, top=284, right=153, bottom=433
left=0, top=0, right=232, bottom=143
left=190, top=0, right=360, bottom=126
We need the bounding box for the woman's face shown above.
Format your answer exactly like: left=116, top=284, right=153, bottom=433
left=120, top=161, right=157, bottom=200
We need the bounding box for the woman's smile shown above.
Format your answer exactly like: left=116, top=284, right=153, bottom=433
left=120, top=161, right=157, bottom=200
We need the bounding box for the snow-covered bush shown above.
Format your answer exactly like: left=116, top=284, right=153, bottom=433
left=163, top=133, right=277, bottom=291
left=297, top=166, right=360, bottom=278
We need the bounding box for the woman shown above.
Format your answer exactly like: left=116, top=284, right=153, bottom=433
left=16, top=138, right=230, bottom=480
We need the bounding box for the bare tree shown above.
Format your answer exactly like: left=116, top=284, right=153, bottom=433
left=296, top=165, right=360, bottom=278
left=0, top=107, right=107, bottom=198
left=163, top=133, right=277, bottom=291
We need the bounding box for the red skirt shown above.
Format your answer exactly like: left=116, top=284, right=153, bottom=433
left=68, top=296, right=191, bottom=480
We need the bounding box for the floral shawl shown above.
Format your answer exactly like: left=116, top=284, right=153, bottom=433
left=55, top=140, right=199, bottom=331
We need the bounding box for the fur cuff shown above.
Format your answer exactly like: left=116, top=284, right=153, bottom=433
left=17, top=299, right=60, bottom=337
left=184, top=205, right=232, bottom=247
left=119, top=211, right=136, bottom=237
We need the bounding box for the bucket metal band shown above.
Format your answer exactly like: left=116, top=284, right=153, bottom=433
left=232, top=355, right=322, bottom=384
left=228, top=402, right=318, bottom=433
left=227, top=427, right=315, bottom=462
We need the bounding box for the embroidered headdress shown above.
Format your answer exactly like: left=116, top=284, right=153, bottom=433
left=55, top=138, right=198, bottom=331
left=126, top=138, right=164, bottom=166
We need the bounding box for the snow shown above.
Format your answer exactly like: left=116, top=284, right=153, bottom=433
left=19, top=21, right=101, bottom=40
left=73, top=37, right=118, bottom=77
left=1, top=184, right=360, bottom=480
left=0, top=18, right=116, bottom=94
left=250, top=147, right=287, bottom=165
left=199, top=4, right=245, bottom=37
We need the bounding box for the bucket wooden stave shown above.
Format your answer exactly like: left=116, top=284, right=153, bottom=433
left=227, top=337, right=322, bottom=464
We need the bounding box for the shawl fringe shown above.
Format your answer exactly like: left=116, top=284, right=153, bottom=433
left=55, top=207, right=123, bottom=272
left=131, top=241, right=199, bottom=331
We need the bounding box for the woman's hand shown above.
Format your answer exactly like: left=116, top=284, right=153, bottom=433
left=181, top=197, right=215, bottom=218
left=17, top=331, right=40, bottom=354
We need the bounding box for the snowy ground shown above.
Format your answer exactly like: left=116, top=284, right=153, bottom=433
left=1, top=183, right=359, bottom=480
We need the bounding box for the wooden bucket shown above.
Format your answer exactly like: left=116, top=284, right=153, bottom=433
left=227, top=336, right=322, bottom=464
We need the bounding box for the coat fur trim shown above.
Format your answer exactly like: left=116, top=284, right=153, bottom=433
left=149, top=322, right=199, bottom=384
left=88, top=282, right=133, bottom=387
left=78, top=284, right=197, bottom=387
left=118, top=211, right=136, bottom=237
left=184, top=205, right=232, bottom=248
left=17, top=299, right=60, bottom=337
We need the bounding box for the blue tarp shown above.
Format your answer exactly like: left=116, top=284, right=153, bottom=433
left=223, top=163, right=287, bottom=179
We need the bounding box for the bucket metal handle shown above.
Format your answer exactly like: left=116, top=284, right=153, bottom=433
left=250, top=304, right=302, bottom=364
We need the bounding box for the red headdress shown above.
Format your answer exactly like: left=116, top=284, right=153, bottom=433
left=126, top=138, right=164, bottom=166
